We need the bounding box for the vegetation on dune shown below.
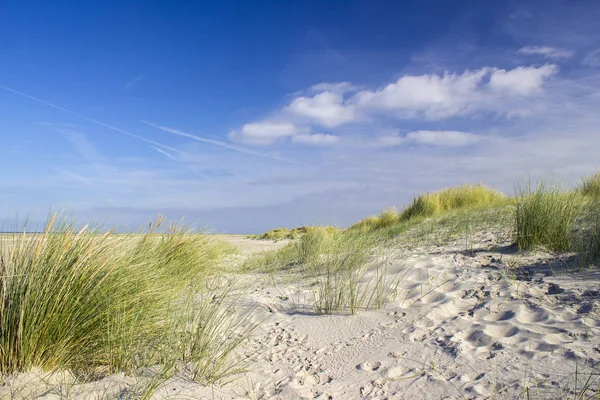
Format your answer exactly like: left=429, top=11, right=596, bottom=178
left=514, top=182, right=585, bottom=252
left=3, top=173, right=600, bottom=394
left=257, top=225, right=339, bottom=240
left=349, top=184, right=506, bottom=233
left=400, top=184, right=506, bottom=221
left=580, top=171, right=600, bottom=198
left=0, top=214, right=250, bottom=385
left=349, top=208, right=400, bottom=232
left=244, top=228, right=398, bottom=314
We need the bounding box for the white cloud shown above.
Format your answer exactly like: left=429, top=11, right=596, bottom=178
left=583, top=49, right=600, bottom=67
left=377, top=130, right=482, bottom=147
left=285, top=91, right=358, bottom=127
left=518, top=46, right=574, bottom=59
left=229, top=121, right=300, bottom=145
left=230, top=64, right=559, bottom=147
left=309, top=82, right=358, bottom=94
left=355, top=65, right=557, bottom=118
left=291, top=133, right=339, bottom=146
left=354, top=69, right=490, bottom=119
left=406, top=130, right=482, bottom=147
left=488, top=64, right=558, bottom=96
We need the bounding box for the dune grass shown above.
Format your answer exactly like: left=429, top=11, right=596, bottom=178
left=244, top=228, right=398, bottom=314
left=349, top=184, right=506, bottom=234
left=580, top=172, right=600, bottom=198
left=349, top=208, right=400, bottom=232
left=256, top=225, right=339, bottom=240
left=577, top=198, right=600, bottom=268
left=0, top=214, right=250, bottom=385
left=400, top=184, right=506, bottom=222
left=514, top=182, right=585, bottom=252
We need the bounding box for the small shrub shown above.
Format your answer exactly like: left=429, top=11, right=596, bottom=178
left=514, top=182, right=584, bottom=252
left=401, top=184, right=506, bottom=221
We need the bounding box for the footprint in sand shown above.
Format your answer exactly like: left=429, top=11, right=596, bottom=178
left=516, top=307, right=549, bottom=323
left=357, top=361, right=382, bottom=371
left=383, top=365, right=412, bottom=379
left=485, top=324, right=519, bottom=338
left=465, top=330, right=492, bottom=347
left=484, top=310, right=515, bottom=322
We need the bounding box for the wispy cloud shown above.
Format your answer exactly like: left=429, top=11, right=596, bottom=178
left=125, top=74, right=146, bottom=91
left=142, top=120, right=292, bottom=162
left=582, top=49, right=600, bottom=66
left=518, top=46, right=574, bottom=59
left=377, top=130, right=483, bottom=147
left=291, top=133, right=339, bottom=146
left=0, top=84, right=187, bottom=156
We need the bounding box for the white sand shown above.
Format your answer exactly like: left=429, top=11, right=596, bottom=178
left=3, top=233, right=599, bottom=399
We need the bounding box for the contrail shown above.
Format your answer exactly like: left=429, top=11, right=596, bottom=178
left=150, top=145, right=180, bottom=162
left=0, top=84, right=188, bottom=156
left=150, top=145, right=210, bottom=179
left=141, top=120, right=292, bottom=163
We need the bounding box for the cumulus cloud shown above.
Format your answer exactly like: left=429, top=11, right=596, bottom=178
left=354, top=69, right=490, bottom=119
left=356, top=65, right=557, bottom=118
left=518, top=46, right=574, bottom=59
left=229, top=121, right=300, bottom=145
left=230, top=64, right=558, bottom=147
left=285, top=91, right=358, bottom=127
left=488, top=64, right=558, bottom=95
left=377, top=130, right=482, bottom=147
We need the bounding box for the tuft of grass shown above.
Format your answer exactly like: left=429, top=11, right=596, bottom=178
left=349, top=208, right=400, bottom=232
left=400, top=184, right=506, bottom=221
left=580, top=172, right=600, bottom=198
left=514, top=182, right=584, bottom=252
left=245, top=228, right=398, bottom=314
left=168, top=279, right=260, bottom=386
left=0, top=213, right=247, bottom=386
left=243, top=226, right=342, bottom=273
left=577, top=198, right=600, bottom=267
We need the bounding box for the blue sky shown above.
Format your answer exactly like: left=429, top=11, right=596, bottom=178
left=1, top=0, right=600, bottom=233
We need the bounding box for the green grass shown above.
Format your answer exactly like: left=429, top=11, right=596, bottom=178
left=349, top=208, right=400, bottom=232
left=400, top=183, right=507, bottom=221
left=256, top=225, right=339, bottom=240
left=349, top=184, right=506, bottom=234
left=580, top=172, right=600, bottom=198
left=577, top=198, right=600, bottom=267
left=514, top=182, right=585, bottom=252
left=244, top=228, right=399, bottom=314
left=0, top=214, right=249, bottom=385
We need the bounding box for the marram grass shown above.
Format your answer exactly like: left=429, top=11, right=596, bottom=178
left=580, top=172, right=600, bottom=198
left=0, top=214, right=246, bottom=385
left=514, top=182, right=584, bottom=252
left=400, top=184, right=506, bottom=221
left=349, top=184, right=506, bottom=233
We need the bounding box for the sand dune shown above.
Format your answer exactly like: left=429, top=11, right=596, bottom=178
left=2, top=231, right=599, bottom=399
